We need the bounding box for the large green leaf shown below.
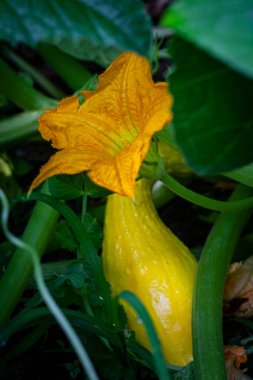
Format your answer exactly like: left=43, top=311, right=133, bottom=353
left=161, top=0, right=253, bottom=79
left=0, top=0, right=151, bottom=66
left=168, top=38, right=253, bottom=175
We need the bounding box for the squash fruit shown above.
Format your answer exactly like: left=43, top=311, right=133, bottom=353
left=102, top=179, right=197, bottom=366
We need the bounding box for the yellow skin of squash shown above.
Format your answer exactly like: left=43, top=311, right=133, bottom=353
left=102, top=179, right=197, bottom=366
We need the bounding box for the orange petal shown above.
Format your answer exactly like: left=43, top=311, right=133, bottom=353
left=38, top=96, right=81, bottom=148
left=29, top=149, right=104, bottom=192
left=88, top=155, right=136, bottom=199
left=82, top=52, right=172, bottom=141
left=31, top=52, right=173, bottom=197
left=30, top=149, right=136, bottom=199
left=39, top=111, right=124, bottom=153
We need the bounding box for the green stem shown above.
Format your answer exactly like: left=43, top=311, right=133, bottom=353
left=37, top=43, right=92, bottom=91
left=119, top=291, right=170, bottom=380
left=0, top=190, right=99, bottom=380
left=0, top=111, right=41, bottom=148
left=152, top=181, right=175, bottom=208
left=161, top=173, right=253, bottom=211
left=192, top=184, right=253, bottom=380
left=0, top=58, right=56, bottom=110
left=0, top=184, right=58, bottom=327
left=1, top=45, right=65, bottom=99
left=152, top=178, right=191, bottom=208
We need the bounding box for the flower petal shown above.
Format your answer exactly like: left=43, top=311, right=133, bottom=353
left=82, top=52, right=172, bottom=142
left=31, top=52, right=173, bottom=197
left=29, top=147, right=138, bottom=198
left=29, top=149, right=104, bottom=192
left=88, top=155, right=136, bottom=199
left=39, top=111, right=125, bottom=153
left=38, top=96, right=81, bottom=148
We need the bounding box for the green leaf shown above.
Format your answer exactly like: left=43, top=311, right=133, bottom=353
left=56, top=212, right=102, bottom=252
left=168, top=37, right=253, bottom=175
left=83, top=213, right=103, bottom=250
left=48, top=261, right=86, bottom=306
left=30, top=192, right=104, bottom=285
left=55, top=220, right=78, bottom=252
left=65, top=361, right=81, bottom=379
left=161, top=0, right=253, bottom=79
left=224, top=161, right=253, bottom=188
left=0, top=307, right=122, bottom=348
left=48, top=174, right=84, bottom=200
left=54, top=261, right=85, bottom=289
left=29, top=192, right=116, bottom=322
left=0, top=0, right=152, bottom=66
left=87, top=337, right=125, bottom=380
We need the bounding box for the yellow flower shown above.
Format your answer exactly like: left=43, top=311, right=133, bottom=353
left=30, top=52, right=172, bottom=198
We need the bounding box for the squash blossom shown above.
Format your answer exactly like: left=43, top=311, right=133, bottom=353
left=30, top=52, right=172, bottom=198
left=103, top=179, right=197, bottom=366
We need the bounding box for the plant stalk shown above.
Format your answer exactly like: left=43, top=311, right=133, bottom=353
left=0, top=58, right=56, bottom=110
left=0, top=190, right=99, bottom=380
left=0, top=111, right=41, bottom=148
left=192, top=184, right=253, bottom=380
left=0, top=184, right=59, bottom=327
left=161, top=173, right=253, bottom=211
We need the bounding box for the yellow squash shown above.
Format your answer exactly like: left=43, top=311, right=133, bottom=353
left=102, top=179, right=197, bottom=366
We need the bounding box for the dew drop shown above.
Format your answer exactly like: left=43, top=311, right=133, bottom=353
left=136, top=317, right=143, bottom=325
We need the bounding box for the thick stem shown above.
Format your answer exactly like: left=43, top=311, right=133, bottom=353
left=0, top=184, right=59, bottom=327
left=0, top=190, right=99, bottom=380
left=192, top=185, right=253, bottom=380
left=0, top=111, right=41, bottom=148
left=161, top=173, right=253, bottom=212
left=0, top=58, right=56, bottom=110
